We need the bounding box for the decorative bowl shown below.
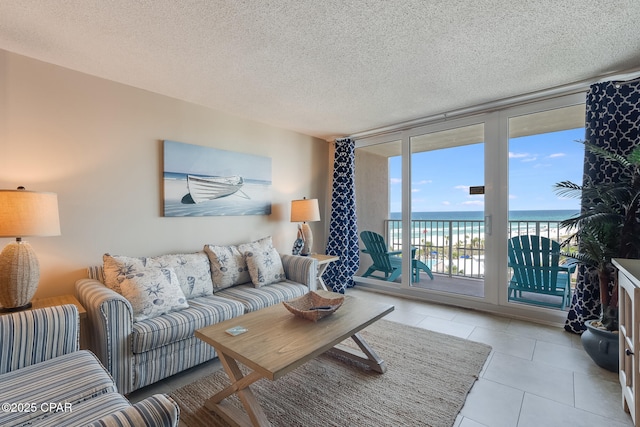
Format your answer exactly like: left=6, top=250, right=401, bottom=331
left=282, top=291, right=344, bottom=322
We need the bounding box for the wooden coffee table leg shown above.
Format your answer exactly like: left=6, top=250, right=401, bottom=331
left=204, top=352, right=270, bottom=427
left=351, top=332, right=387, bottom=373
left=329, top=332, right=387, bottom=374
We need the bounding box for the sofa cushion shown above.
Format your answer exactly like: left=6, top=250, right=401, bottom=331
left=103, top=252, right=214, bottom=298
left=132, top=336, right=217, bottom=390
left=245, top=246, right=286, bottom=287
left=119, top=267, right=189, bottom=321
left=131, top=295, right=245, bottom=353
left=0, top=304, right=80, bottom=375
left=37, top=390, right=131, bottom=427
left=215, top=281, right=308, bottom=312
left=0, top=350, right=117, bottom=427
left=204, top=244, right=250, bottom=290
left=86, top=394, right=179, bottom=427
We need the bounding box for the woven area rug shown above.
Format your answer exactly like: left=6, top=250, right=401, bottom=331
left=170, top=319, right=492, bottom=427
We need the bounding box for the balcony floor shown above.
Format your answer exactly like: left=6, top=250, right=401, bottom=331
left=375, top=273, right=570, bottom=311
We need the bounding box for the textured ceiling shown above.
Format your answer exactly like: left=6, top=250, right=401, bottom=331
left=1, top=1, right=640, bottom=140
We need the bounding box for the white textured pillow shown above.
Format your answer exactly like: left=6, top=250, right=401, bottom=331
left=204, top=245, right=250, bottom=290
left=103, top=252, right=214, bottom=297
left=237, top=236, right=273, bottom=255
left=151, top=253, right=213, bottom=297
left=118, top=267, right=189, bottom=321
left=204, top=237, right=274, bottom=290
left=245, top=246, right=286, bottom=287
left=103, top=254, right=150, bottom=294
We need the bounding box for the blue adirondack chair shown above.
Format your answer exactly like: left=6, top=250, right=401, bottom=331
left=360, top=231, right=433, bottom=282
left=507, top=235, right=576, bottom=309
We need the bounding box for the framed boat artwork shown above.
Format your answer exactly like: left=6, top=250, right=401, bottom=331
left=163, top=140, right=272, bottom=216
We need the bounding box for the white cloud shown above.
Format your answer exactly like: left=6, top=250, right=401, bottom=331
left=454, top=185, right=469, bottom=192
left=390, top=178, right=401, bottom=184
left=522, top=156, right=538, bottom=162
left=412, top=188, right=420, bottom=193
left=509, top=152, right=529, bottom=158
left=462, top=200, right=484, bottom=206
left=509, top=194, right=517, bottom=199
left=413, top=179, right=433, bottom=185
left=549, top=153, right=566, bottom=158
left=442, top=201, right=451, bottom=206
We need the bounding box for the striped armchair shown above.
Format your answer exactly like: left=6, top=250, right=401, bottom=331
left=0, top=304, right=179, bottom=427
left=76, top=252, right=317, bottom=394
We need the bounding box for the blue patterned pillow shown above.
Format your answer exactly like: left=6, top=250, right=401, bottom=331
left=118, top=267, right=189, bottom=321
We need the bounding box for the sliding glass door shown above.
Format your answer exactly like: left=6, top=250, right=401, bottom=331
left=353, top=93, right=587, bottom=323
left=506, top=104, right=585, bottom=310
left=407, top=124, right=486, bottom=297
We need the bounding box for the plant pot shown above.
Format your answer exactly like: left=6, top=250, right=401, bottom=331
left=581, top=319, right=619, bottom=372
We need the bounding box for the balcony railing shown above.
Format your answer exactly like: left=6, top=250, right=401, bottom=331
left=384, top=219, right=569, bottom=279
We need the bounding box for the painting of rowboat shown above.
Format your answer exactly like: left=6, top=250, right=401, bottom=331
left=163, top=140, right=271, bottom=216
left=187, top=175, right=246, bottom=203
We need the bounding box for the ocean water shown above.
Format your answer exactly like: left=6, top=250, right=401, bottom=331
left=388, top=210, right=579, bottom=244
left=391, top=210, right=579, bottom=221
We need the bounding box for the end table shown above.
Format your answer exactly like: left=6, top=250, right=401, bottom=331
left=309, top=254, right=339, bottom=291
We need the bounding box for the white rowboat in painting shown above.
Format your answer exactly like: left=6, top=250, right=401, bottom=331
left=187, top=175, right=245, bottom=203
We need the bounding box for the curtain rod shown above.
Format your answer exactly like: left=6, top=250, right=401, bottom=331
left=349, top=68, right=640, bottom=140
left=614, top=76, right=640, bottom=87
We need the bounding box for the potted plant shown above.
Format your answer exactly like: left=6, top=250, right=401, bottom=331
left=554, top=142, right=640, bottom=371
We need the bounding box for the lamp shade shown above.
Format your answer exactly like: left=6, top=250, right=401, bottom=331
left=0, top=190, right=61, bottom=237
left=290, top=198, right=320, bottom=223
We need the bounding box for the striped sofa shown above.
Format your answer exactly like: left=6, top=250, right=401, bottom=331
left=76, top=252, right=317, bottom=394
left=0, top=304, right=179, bottom=427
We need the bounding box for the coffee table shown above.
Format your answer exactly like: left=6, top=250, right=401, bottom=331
left=195, top=290, right=394, bottom=427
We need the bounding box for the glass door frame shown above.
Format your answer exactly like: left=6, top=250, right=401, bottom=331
left=354, top=92, right=586, bottom=326
left=499, top=94, right=587, bottom=309
left=355, top=114, right=492, bottom=295
left=403, top=116, right=490, bottom=297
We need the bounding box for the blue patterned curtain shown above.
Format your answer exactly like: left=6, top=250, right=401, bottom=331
left=565, top=80, right=640, bottom=333
left=324, top=138, right=359, bottom=293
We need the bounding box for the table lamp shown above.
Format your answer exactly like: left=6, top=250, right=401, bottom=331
left=0, top=187, right=61, bottom=312
left=290, top=198, right=320, bottom=256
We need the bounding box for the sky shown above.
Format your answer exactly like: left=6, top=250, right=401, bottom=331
left=389, top=128, right=585, bottom=212
left=163, top=140, right=271, bottom=181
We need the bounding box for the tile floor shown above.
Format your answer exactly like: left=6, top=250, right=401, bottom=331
left=129, top=288, right=633, bottom=427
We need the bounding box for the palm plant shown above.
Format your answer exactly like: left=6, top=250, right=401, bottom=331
left=554, top=142, right=640, bottom=331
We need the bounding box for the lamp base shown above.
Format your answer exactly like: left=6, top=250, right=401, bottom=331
left=299, top=223, right=313, bottom=256
left=0, top=241, right=40, bottom=310
left=0, top=302, right=32, bottom=313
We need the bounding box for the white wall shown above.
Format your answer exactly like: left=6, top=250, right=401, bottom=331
left=0, top=50, right=329, bottom=298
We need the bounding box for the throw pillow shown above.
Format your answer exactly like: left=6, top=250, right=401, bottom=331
left=151, top=253, right=213, bottom=297
left=103, top=254, right=151, bottom=294
left=118, top=267, right=189, bottom=321
left=245, top=246, right=286, bottom=287
left=204, top=244, right=250, bottom=290
left=237, top=236, right=273, bottom=255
